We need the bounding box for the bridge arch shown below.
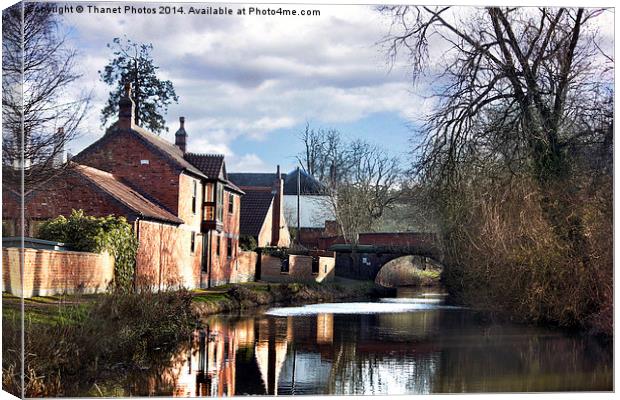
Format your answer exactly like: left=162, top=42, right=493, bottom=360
left=374, top=255, right=444, bottom=288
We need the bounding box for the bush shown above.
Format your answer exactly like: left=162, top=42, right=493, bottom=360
left=38, top=210, right=138, bottom=292
left=2, top=290, right=196, bottom=397
left=239, top=235, right=258, bottom=251
left=434, top=174, right=612, bottom=334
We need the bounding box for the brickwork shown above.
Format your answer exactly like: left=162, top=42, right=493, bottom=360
left=77, top=129, right=184, bottom=214
left=208, top=191, right=242, bottom=287
left=232, top=250, right=257, bottom=283
left=2, top=247, right=115, bottom=297
left=3, top=173, right=129, bottom=236
left=260, top=253, right=335, bottom=283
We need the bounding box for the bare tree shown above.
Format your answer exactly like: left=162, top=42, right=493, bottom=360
left=298, top=127, right=401, bottom=244
left=380, top=6, right=612, bottom=260
left=2, top=2, right=90, bottom=192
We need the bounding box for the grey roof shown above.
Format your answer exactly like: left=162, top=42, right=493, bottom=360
left=228, top=172, right=280, bottom=188
left=185, top=153, right=225, bottom=179
left=282, top=168, right=326, bottom=195
left=238, top=189, right=274, bottom=237
left=228, top=168, right=326, bottom=195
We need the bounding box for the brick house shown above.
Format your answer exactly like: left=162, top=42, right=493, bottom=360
left=2, top=85, right=247, bottom=288
left=228, top=167, right=290, bottom=248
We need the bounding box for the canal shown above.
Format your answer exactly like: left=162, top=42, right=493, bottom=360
left=119, top=288, right=612, bottom=396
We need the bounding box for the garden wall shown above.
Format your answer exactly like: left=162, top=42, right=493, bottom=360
left=2, top=247, right=115, bottom=298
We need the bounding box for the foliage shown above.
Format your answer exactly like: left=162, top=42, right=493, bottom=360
left=2, top=2, right=90, bottom=191
left=261, top=246, right=289, bottom=259
left=239, top=235, right=258, bottom=251
left=382, top=6, right=613, bottom=334
left=38, top=210, right=138, bottom=292
left=99, top=36, right=178, bottom=134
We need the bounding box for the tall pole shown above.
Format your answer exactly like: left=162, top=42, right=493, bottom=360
left=297, top=167, right=301, bottom=244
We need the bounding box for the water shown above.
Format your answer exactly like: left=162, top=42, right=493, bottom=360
left=118, top=288, right=612, bottom=396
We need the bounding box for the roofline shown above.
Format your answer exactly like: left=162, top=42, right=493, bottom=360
left=76, top=167, right=185, bottom=225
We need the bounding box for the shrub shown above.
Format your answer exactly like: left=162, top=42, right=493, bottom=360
left=239, top=235, right=258, bottom=251
left=38, top=210, right=138, bottom=292
left=2, top=289, right=196, bottom=397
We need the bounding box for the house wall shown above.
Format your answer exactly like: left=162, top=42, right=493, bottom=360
left=257, top=202, right=274, bottom=247
left=256, top=199, right=291, bottom=248
left=2, top=247, right=114, bottom=297
left=135, top=219, right=202, bottom=289
left=77, top=129, right=183, bottom=215
left=208, top=189, right=242, bottom=287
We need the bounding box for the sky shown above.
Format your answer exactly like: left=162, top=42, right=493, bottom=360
left=54, top=2, right=614, bottom=173
left=56, top=2, right=431, bottom=173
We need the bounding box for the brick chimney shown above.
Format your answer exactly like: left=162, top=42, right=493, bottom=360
left=271, top=165, right=283, bottom=246
left=118, top=82, right=135, bottom=129
left=175, top=116, right=187, bottom=154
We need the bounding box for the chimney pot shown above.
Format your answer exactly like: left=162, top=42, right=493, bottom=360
left=175, top=116, right=187, bottom=154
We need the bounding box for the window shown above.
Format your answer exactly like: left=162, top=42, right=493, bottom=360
left=203, top=183, right=215, bottom=221
left=228, top=193, right=234, bottom=214
left=192, top=180, right=197, bottom=214
left=216, top=184, right=224, bottom=221
left=226, top=238, right=232, bottom=258
left=191, top=232, right=196, bottom=253
left=281, top=258, right=289, bottom=273
left=216, top=235, right=220, bottom=256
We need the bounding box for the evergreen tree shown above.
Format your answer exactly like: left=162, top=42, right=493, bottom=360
left=99, top=37, right=178, bottom=134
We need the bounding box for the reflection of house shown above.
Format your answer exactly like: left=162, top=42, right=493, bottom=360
left=229, top=167, right=336, bottom=248
left=2, top=85, right=246, bottom=288
left=228, top=167, right=290, bottom=247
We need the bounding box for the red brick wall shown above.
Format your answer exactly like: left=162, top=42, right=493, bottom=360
left=77, top=130, right=183, bottom=215
left=3, top=172, right=130, bottom=236
left=260, top=254, right=334, bottom=283
left=135, top=220, right=203, bottom=289
left=2, top=247, right=115, bottom=297
left=317, top=232, right=438, bottom=252
left=233, top=250, right=257, bottom=283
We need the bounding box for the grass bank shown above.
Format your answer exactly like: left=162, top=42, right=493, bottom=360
left=2, top=290, right=196, bottom=397
left=191, top=278, right=382, bottom=317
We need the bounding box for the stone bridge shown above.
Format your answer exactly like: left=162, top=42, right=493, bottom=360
left=328, top=233, right=442, bottom=282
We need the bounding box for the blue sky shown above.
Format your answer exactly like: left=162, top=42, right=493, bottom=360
left=56, top=2, right=434, bottom=173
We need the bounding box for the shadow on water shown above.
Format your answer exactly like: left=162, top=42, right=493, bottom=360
left=93, top=288, right=613, bottom=396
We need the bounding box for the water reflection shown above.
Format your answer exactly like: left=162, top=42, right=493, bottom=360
left=126, top=291, right=612, bottom=396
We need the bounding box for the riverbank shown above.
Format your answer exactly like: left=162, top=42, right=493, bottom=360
left=191, top=278, right=383, bottom=317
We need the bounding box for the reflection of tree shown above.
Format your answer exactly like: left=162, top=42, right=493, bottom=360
left=432, top=323, right=613, bottom=393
